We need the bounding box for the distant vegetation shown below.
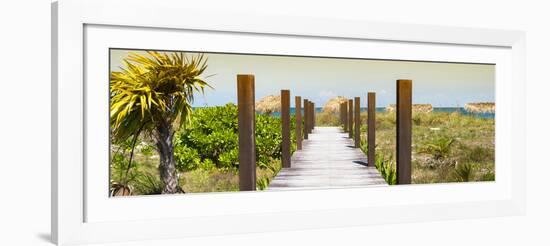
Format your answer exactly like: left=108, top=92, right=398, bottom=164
left=322, top=96, right=348, bottom=113
left=255, top=95, right=281, bottom=115
left=465, top=102, right=495, bottom=113
left=316, top=111, right=342, bottom=126
left=386, top=104, right=433, bottom=113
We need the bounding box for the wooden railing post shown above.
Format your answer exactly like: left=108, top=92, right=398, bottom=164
left=367, top=92, right=376, bottom=167
left=237, top=74, right=256, bottom=191
left=354, top=97, right=361, bottom=148
left=307, top=101, right=313, bottom=134
left=281, top=90, right=291, bottom=168
left=304, top=99, right=309, bottom=140
left=312, top=102, right=315, bottom=129
left=343, top=101, right=348, bottom=132
left=339, top=103, right=342, bottom=124
left=295, top=96, right=302, bottom=150
left=348, top=99, right=353, bottom=138
left=339, top=103, right=345, bottom=126
left=396, top=79, right=412, bottom=184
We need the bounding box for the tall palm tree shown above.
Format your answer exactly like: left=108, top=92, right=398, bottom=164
left=110, top=51, right=210, bottom=194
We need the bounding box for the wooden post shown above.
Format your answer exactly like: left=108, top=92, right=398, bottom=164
left=237, top=74, right=256, bottom=191
left=396, top=79, right=412, bottom=184
left=354, top=97, right=360, bottom=148
left=304, top=99, right=309, bottom=140
left=339, top=103, right=342, bottom=124
left=307, top=102, right=313, bottom=134
left=343, top=101, right=348, bottom=132
left=367, top=92, right=376, bottom=167
left=312, top=102, right=315, bottom=129
left=348, top=99, right=353, bottom=138
left=295, top=96, right=302, bottom=150
left=339, top=103, right=345, bottom=125
left=281, top=90, right=291, bottom=168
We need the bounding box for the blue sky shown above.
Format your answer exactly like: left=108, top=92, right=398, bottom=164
left=110, top=50, right=495, bottom=108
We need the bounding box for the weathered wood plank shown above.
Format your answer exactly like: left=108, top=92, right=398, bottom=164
left=269, top=127, right=387, bottom=190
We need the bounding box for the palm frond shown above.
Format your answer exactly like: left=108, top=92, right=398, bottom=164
left=110, top=51, right=212, bottom=142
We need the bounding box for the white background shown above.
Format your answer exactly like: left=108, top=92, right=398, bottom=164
left=0, top=0, right=547, bottom=245
left=85, top=25, right=513, bottom=224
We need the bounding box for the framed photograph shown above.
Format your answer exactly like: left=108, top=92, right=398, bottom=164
left=52, top=0, right=525, bottom=245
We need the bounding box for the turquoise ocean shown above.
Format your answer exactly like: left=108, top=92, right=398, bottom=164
left=270, top=107, right=494, bottom=119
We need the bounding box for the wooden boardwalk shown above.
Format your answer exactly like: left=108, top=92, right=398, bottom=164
left=269, top=127, right=387, bottom=190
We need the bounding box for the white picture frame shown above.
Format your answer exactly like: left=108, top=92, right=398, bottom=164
left=52, top=0, right=526, bottom=245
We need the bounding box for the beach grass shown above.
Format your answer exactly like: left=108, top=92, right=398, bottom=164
left=357, top=111, right=495, bottom=184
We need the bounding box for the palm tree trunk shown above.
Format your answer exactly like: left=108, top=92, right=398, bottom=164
left=155, top=120, right=183, bottom=194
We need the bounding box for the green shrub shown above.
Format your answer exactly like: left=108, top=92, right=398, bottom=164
left=359, top=138, right=368, bottom=154
left=175, top=103, right=291, bottom=171
left=110, top=151, right=130, bottom=184
left=174, top=145, right=201, bottom=171
left=170, top=103, right=291, bottom=192
left=140, top=143, right=154, bottom=156
left=199, top=158, right=216, bottom=170
left=257, top=158, right=282, bottom=190
left=375, top=153, right=396, bottom=185
left=174, top=104, right=239, bottom=170
left=255, top=113, right=283, bottom=165
left=419, top=136, right=455, bottom=160
left=257, top=177, right=270, bottom=190
left=218, top=148, right=238, bottom=169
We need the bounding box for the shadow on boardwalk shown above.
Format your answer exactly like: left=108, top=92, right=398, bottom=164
left=268, top=127, right=387, bottom=191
